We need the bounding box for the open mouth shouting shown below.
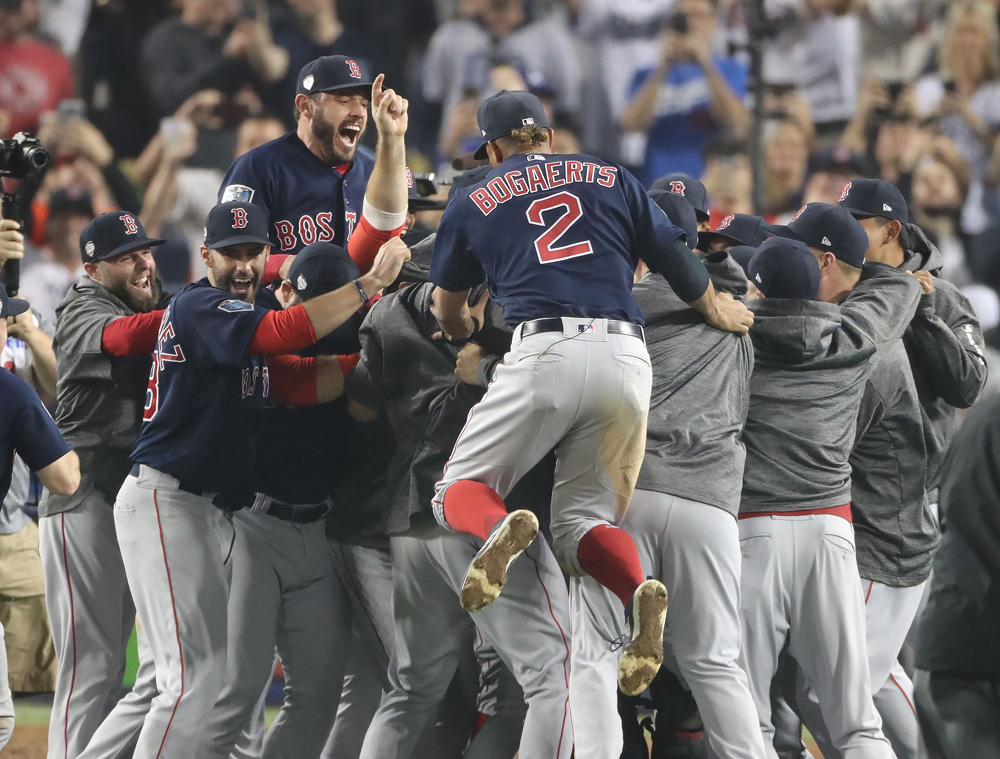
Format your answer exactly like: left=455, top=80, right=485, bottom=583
left=130, top=274, right=152, bottom=298
left=337, top=122, right=362, bottom=153
left=229, top=273, right=257, bottom=300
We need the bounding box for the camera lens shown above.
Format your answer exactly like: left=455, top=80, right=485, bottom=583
left=25, top=146, right=48, bottom=171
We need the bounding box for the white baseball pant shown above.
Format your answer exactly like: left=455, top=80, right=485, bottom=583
left=738, top=513, right=894, bottom=759
left=571, top=490, right=767, bottom=759
left=40, top=491, right=151, bottom=759
left=0, top=622, right=13, bottom=750
left=200, top=509, right=351, bottom=759
left=432, top=318, right=651, bottom=575
left=359, top=521, right=573, bottom=759
left=113, top=466, right=232, bottom=759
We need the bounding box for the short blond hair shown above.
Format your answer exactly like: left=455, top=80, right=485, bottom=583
left=941, top=1, right=1000, bottom=81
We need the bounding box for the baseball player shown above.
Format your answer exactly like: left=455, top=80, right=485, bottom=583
left=0, top=282, right=80, bottom=750
left=346, top=233, right=573, bottom=759
left=698, top=212, right=780, bottom=254
left=112, top=200, right=408, bottom=759
left=428, top=89, right=751, bottom=699
left=651, top=172, right=712, bottom=232
left=738, top=224, right=921, bottom=759
left=570, top=190, right=765, bottom=759
left=219, top=56, right=408, bottom=269
left=830, top=178, right=986, bottom=758
left=200, top=241, right=392, bottom=759
left=39, top=211, right=170, bottom=759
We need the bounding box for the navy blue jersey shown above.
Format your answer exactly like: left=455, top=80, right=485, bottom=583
left=131, top=280, right=271, bottom=495
left=0, top=370, right=71, bottom=503
left=430, top=153, right=683, bottom=326
left=219, top=132, right=375, bottom=255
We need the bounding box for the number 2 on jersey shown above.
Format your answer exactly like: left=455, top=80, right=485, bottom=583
left=526, top=191, right=594, bottom=264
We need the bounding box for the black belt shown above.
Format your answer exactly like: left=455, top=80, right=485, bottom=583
left=520, top=318, right=644, bottom=341
left=264, top=498, right=331, bottom=525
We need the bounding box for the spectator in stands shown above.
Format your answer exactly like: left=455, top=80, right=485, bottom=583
left=801, top=146, right=867, bottom=205
left=0, top=0, right=73, bottom=137
left=20, top=189, right=93, bottom=323
left=423, top=0, right=581, bottom=158
left=763, top=116, right=810, bottom=220
left=267, top=0, right=383, bottom=128
left=141, top=0, right=288, bottom=117
left=621, top=0, right=749, bottom=185
left=915, top=1, right=1000, bottom=234
left=702, top=138, right=753, bottom=223
left=856, top=0, right=948, bottom=84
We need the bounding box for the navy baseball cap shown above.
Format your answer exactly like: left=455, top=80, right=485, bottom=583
left=80, top=211, right=167, bottom=264
left=837, top=178, right=908, bottom=224
left=784, top=202, right=868, bottom=268
left=748, top=237, right=820, bottom=300
left=650, top=190, right=698, bottom=251
left=204, top=202, right=272, bottom=250
left=296, top=55, right=373, bottom=97
left=0, top=281, right=29, bottom=319
left=50, top=188, right=94, bottom=219
left=698, top=214, right=780, bottom=251
left=474, top=90, right=549, bottom=160
left=288, top=242, right=360, bottom=300
left=727, top=245, right=757, bottom=277
left=650, top=173, right=710, bottom=222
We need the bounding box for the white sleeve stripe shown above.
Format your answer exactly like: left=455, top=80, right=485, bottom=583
left=362, top=197, right=408, bottom=232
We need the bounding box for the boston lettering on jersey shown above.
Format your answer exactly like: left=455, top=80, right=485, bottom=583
left=131, top=280, right=273, bottom=495
left=219, top=132, right=373, bottom=255
left=469, top=157, right=618, bottom=217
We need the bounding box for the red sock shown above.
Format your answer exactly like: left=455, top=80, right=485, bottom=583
left=442, top=480, right=508, bottom=541
left=577, top=524, right=644, bottom=607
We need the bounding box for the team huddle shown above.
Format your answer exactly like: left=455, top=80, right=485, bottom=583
left=21, top=55, right=986, bottom=759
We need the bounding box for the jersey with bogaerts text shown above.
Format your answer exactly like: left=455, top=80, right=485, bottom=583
left=131, top=279, right=271, bottom=494
left=219, top=132, right=374, bottom=255
left=430, top=153, right=682, bottom=326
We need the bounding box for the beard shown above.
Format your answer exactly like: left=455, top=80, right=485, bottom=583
left=108, top=275, right=160, bottom=313
left=312, top=108, right=365, bottom=165
left=213, top=267, right=260, bottom=302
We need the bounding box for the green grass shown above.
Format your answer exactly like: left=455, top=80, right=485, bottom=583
left=12, top=699, right=283, bottom=729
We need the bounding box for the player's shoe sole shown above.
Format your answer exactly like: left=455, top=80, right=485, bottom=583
left=618, top=579, right=669, bottom=696
left=460, top=510, right=539, bottom=613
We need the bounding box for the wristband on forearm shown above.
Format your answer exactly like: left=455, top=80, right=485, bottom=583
left=352, top=279, right=369, bottom=309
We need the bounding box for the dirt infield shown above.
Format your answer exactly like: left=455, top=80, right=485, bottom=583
left=4, top=723, right=46, bottom=759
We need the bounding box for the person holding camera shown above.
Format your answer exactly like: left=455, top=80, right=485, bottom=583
left=621, top=0, right=749, bottom=186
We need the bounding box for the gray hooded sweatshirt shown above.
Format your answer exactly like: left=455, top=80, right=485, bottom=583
left=901, top=224, right=987, bottom=502
left=740, top=264, right=922, bottom=514
left=850, top=338, right=942, bottom=588
left=41, top=277, right=155, bottom=517
left=632, top=252, right=754, bottom=516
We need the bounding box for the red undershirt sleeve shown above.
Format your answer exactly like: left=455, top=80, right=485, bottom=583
left=266, top=354, right=318, bottom=406
left=263, top=254, right=291, bottom=284
left=248, top=305, right=317, bottom=356
left=100, top=310, right=165, bottom=357
left=347, top=215, right=406, bottom=274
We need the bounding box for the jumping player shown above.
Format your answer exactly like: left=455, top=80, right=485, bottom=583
left=428, top=90, right=752, bottom=697
left=219, top=56, right=409, bottom=272
left=112, top=201, right=409, bottom=759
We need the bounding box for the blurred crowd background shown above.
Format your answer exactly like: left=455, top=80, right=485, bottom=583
left=5, top=0, right=1000, bottom=343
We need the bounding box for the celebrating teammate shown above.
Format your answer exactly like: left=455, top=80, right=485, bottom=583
left=427, top=90, right=752, bottom=700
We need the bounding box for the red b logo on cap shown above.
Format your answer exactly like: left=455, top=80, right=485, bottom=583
left=717, top=214, right=734, bottom=230
left=839, top=181, right=852, bottom=202
left=669, top=180, right=686, bottom=195
left=232, top=208, right=248, bottom=228
left=791, top=205, right=807, bottom=222
left=121, top=214, right=138, bottom=235
left=346, top=59, right=362, bottom=79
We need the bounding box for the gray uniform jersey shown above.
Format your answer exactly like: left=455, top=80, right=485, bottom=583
left=41, top=277, right=153, bottom=517
left=901, top=226, right=987, bottom=502
left=740, top=264, right=922, bottom=514
left=632, top=252, right=754, bottom=516
left=851, top=339, right=942, bottom=587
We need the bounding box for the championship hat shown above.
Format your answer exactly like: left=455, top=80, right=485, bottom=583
left=837, top=178, right=908, bottom=224
left=650, top=190, right=699, bottom=251
left=296, top=55, right=373, bottom=97
left=474, top=90, right=549, bottom=160
left=204, top=202, right=272, bottom=250
left=79, top=211, right=166, bottom=264
left=0, top=281, right=29, bottom=319
left=783, top=202, right=868, bottom=268
left=650, top=173, right=710, bottom=221
left=287, top=242, right=360, bottom=301
left=748, top=237, right=821, bottom=300
left=727, top=245, right=757, bottom=277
